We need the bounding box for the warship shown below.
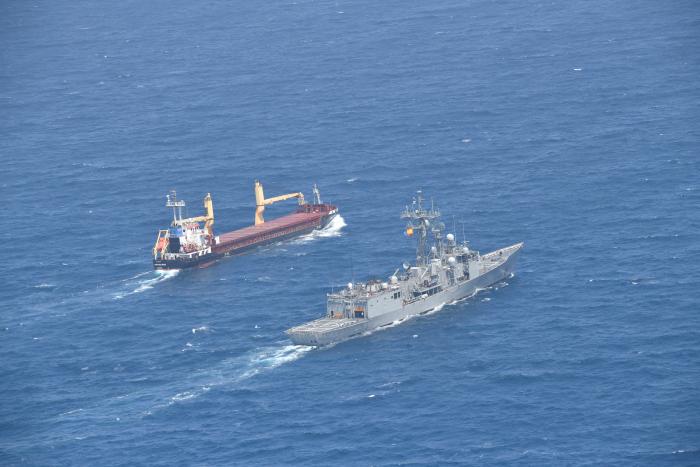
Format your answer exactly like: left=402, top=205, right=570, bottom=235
left=286, top=191, right=523, bottom=346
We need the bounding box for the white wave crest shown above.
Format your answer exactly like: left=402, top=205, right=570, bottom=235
left=319, top=214, right=347, bottom=237
left=171, top=387, right=209, bottom=402
left=294, top=214, right=346, bottom=243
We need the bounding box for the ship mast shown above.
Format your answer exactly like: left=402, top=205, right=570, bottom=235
left=401, top=190, right=441, bottom=266
left=312, top=183, right=322, bottom=204
left=166, top=190, right=186, bottom=224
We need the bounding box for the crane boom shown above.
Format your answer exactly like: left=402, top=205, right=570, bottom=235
left=254, top=180, right=305, bottom=225
left=262, top=192, right=304, bottom=205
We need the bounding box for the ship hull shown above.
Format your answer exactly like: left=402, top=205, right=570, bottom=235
left=154, top=206, right=337, bottom=270
left=286, top=243, right=522, bottom=346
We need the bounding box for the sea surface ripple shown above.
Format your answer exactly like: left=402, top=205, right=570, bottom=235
left=1, top=0, right=699, bottom=465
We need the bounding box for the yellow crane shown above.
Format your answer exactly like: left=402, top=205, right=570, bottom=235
left=254, top=180, right=305, bottom=225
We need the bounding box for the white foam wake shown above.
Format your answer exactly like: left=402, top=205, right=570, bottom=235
left=294, top=214, right=346, bottom=243
left=317, top=214, right=347, bottom=237
left=165, top=344, right=313, bottom=408
left=236, top=344, right=314, bottom=379
left=112, top=270, right=179, bottom=300
left=57, top=343, right=315, bottom=425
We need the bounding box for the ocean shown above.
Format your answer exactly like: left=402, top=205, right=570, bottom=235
left=1, top=0, right=699, bottom=465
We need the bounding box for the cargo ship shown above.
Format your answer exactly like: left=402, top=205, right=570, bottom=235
left=152, top=181, right=338, bottom=270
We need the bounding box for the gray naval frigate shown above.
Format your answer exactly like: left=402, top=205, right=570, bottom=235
left=286, top=191, right=523, bottom=346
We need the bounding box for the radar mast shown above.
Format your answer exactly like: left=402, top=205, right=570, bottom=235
left=166, top=190, right=186, bottom=224
left=401, top=190, right=441, bottom=266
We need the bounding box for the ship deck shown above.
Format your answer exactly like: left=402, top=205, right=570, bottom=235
left=287, top=317, right=363, bottom=334
left=218, top=210, right=326, bottom=244
left=482, top=242, right=523, bottom=267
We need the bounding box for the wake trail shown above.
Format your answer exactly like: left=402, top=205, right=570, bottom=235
left=18, top=269, right=182, bottom=325
left=165, top=344, right=313, bottom=405
left=112, top=269, right=180, bottom=300
left=55, top=342, right=315, bottom=430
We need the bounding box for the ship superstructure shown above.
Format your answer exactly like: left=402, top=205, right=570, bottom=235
left=286, top=191, right=522, bottom=345
left=152, top=181, right=338, bottom=270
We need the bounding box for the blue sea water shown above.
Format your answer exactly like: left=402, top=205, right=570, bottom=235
left=2, top=0, right=699, bottom=465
